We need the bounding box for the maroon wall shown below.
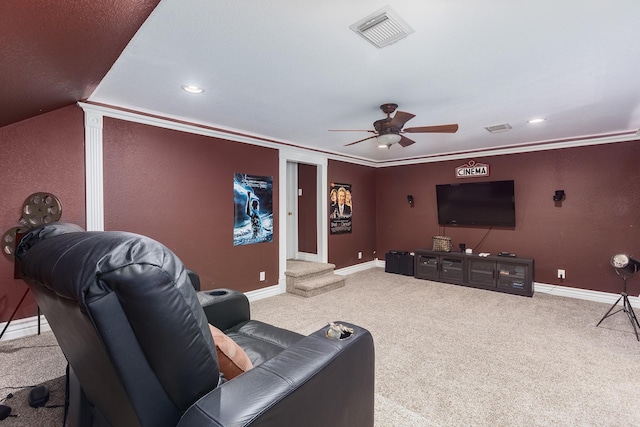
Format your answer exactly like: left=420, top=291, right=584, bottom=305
left=0, top=106, right=86, bottom=322
left=3, top=106, right=638, bottom=325
left=376, top=140, right=640, bottom=294
left=102, top=118, right=279, bottom=293
left=297, top=163, right=317, bottom=253
left=328, top=160, right=377, bottom=268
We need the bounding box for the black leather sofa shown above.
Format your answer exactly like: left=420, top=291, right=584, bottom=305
left=15, top=223, right=375, bottom=426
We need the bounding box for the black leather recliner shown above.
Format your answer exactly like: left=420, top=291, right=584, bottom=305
left=15, top=223, right=375, bottom=427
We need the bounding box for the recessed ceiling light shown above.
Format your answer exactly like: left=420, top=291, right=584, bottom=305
left=527, top=118, right=546, bottom=124
left=181, top=84, right=205, bottom=94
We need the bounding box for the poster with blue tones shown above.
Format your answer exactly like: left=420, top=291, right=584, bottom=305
left=234, top=173, right=273, bottom=246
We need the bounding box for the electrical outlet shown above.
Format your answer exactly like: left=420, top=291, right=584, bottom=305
left=259, top=271, right=266, bottom=281
left=358, top=251, right=362, bottom=259
left=557, top=269, right=565, bottom=279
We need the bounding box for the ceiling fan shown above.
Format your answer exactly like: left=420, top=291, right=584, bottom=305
left=330, top=103, right=458, bottom=148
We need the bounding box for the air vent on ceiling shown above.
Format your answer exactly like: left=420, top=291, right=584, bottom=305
left=350, top=6, right=415, bottom=48
left=485, top=123, right=513, bottom=133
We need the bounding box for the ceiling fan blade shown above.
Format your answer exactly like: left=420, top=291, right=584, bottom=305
left=344, top=135, right=378, bottom=146
left=404, top=124, right=459, bottom=133
left=398, top=135, right=416, bottom=147
left=389, top=111, right=416, bottom=129
left=329, top=129, right=376, bottom=133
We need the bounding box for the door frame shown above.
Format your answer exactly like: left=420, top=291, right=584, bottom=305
left=279, top=150, right=327, bottom=290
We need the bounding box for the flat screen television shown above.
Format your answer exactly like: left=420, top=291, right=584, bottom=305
left=436, top=180, right=516, bottom=227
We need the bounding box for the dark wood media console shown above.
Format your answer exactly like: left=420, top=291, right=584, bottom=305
left=413, top=249, right=534, bottom=297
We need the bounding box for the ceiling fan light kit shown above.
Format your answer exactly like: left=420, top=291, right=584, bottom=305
left=378, top=133, right=401, bottom=147
left=333, top=103, right=459, bottom=149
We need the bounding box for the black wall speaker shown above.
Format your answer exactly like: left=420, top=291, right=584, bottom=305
left=553, top=190, right=565, bottom=202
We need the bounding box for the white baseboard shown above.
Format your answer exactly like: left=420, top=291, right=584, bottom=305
left=335, top=260, right=379, bottom=276
left=244, top=283, right=284, bottom=302
left=0, top=315, right=51, bottom=342
left=294, top=252, right=320, bottom=262
left=534, top=282, right=640, bottom=309
left=377, top=259, right=640, bottom=308
left=5, top=264, right=637, bottom=340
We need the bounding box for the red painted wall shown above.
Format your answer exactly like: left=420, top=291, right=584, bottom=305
left=328, top=160, right=377, bottom=268
left=376, top=141, right=640, bottom=294
left=0, top=106, right=86, bottom=322
left=3, top=105, right=639, bottom=325
left=102, top=118, right=279, bottom=292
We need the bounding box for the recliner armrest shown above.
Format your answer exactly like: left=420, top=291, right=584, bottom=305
left=197, top=289, right=251, bottom=331
left=177, top=322, right=375, bottom=427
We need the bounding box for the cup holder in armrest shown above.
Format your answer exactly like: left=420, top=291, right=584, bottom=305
left=208, top=290, right=228, bottom=296
left=326, top=322, right=354, bottom=340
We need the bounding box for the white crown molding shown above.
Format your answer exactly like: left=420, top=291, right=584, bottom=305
left=376, top=131, right=639, bottom=167
left=78, top=102, right=378, bottom=168
left=77, top=102, right=638, bottom=169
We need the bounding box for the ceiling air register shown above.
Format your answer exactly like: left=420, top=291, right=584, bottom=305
left=350, top=6, right=415, bottom=48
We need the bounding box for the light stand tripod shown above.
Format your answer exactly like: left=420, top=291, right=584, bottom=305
left=0, top=287, right=41, bottom=341
left=1, top=192, right=61, bottom=341
left=596, top=266, right=640, bottom=341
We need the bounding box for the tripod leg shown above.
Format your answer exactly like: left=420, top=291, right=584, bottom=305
left=0, top=288, right=29, bottom=340
left=596, top=295, right=623, bottom=327
left=623, top=295, right=640, bottom=341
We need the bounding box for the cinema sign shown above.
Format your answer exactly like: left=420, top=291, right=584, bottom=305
left=455, top=160, right=489, bottom=178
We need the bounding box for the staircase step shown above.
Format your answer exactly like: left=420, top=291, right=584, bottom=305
left=287, top=273, right=345, bottom=298
left=284, top=260, right=336, bottom=279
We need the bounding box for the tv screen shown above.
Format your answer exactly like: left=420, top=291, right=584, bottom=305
left=436, top=180, right=516, bottom=227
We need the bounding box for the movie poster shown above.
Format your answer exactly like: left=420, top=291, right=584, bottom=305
left=329, top=182, right=352, bottom=234
left=234, top=173, right=273, bottom=246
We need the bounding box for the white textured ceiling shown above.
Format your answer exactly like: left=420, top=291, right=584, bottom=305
left=90, top=0, right=640, bottom=162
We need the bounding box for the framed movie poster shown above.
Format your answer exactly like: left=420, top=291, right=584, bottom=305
left=234, top=173, right=273, bottom=245
left=329, top=182, right=352, bottom=234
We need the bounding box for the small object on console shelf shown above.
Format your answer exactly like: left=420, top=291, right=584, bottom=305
left=432, top=236, right=451, bottom=252
left=498, top=251, right=517, bottom=257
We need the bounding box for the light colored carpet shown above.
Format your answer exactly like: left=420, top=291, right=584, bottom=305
left=0, top=332, right=66, bottom=426
left=2, top=267, right=639, bottom=426
left=250, top=268, right=640, bottom=427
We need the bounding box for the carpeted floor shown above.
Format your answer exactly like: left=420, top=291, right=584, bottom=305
left=2, top=267, right=639, bottom=426
left=0, top=332, right=66, bottom=426
left=251, top=268, right=640, bottom=426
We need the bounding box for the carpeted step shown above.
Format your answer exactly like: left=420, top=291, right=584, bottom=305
left=285, top=260, right=336, bottom=279
left=286, top=273, right=345, bottom=298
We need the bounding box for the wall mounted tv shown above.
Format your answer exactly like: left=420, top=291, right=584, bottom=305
left=436, top=180, right=516, bottom=227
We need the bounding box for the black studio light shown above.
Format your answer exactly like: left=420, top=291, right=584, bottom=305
left=596, top=254, right=640, bottom=340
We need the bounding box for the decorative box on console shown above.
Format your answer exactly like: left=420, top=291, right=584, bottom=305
left=385, top=251, right=414, bottom=276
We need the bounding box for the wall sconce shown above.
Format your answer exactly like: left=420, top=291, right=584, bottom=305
left=553, top=190, right=565, bottom=202
left=407, top=195, right=414, bottom=207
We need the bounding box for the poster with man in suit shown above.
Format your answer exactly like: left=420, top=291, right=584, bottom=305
left=330, top=182, right=352, bottom=234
